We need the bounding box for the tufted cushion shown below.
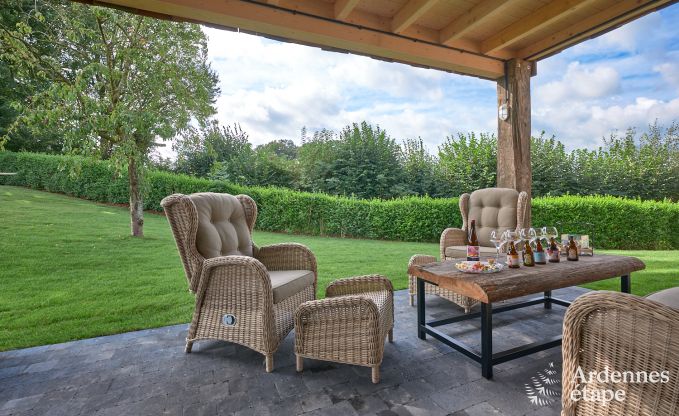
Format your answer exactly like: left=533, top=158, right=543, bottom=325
left=190, top=193, right=253, bottom=259
left=646, top=287, right=679, bottom=310
left=467, top=188, right=519, bottom=247
left=269, top=270, right=315, bottom=303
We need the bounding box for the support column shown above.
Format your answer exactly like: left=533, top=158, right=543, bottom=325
left=497, top=59, right=532, bottom=225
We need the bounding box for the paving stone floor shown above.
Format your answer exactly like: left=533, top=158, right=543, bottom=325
left=0, top=287, right=590, bottom=416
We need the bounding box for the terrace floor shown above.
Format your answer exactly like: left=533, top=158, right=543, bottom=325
left=0, top=287, right=588, bottom=416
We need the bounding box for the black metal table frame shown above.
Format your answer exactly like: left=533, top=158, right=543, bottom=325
left=416, top=275, right=631, bottom=379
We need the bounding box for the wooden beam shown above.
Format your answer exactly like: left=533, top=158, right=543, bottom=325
left=87, top=0, right=505, bottom=79
left=496, top=59, right=532, bottom=223
left=440, top=0, right=509, bottom=45
left=480, top=0, right=596, bottom=54
left=391, top=0, right=439, bottom=34
left=266, top=0, right=280, bottom=5
left=334, top=0, right=360, bottom=20
left=518, top=0, right=678, bottom=60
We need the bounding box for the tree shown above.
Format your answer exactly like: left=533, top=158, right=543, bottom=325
left=438, top=132, right=497, bottom=196
left=256, top=139, right=298, bottom=159
left=401, top=138, right=443, bottom=197
left=175, top=122, right=250, bottom=178
left=0, top=0, right=218, bottom=236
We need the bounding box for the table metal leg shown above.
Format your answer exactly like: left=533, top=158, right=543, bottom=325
left=417, top=278, right=426, bottom=340
left=621, top=274, right=631, bottom=294
left=543, top=290, right=552, bottom=309
left=481, top=302, right=493, bottom=379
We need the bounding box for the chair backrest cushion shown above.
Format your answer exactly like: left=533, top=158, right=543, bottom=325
left=467, top=188, right=519, bottom=246
left=190, top=193, right=253, bottom=259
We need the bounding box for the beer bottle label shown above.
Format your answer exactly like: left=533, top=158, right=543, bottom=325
left=508, top=254, right=520, bottom=267
left=534, top=252, right=546, bottom=263
left=467, top=245, right=480, bottom=259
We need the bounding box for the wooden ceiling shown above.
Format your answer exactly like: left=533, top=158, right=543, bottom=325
left=79, top=0, right=676, bottom=79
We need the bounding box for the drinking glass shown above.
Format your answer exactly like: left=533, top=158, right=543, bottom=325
left=519, top=228, right=536, bottom=250
left=543, top=226, right=558, bottom=242
left=504, top=230, right=520, bottom=260
left=489, top=230, right=503, bottom=260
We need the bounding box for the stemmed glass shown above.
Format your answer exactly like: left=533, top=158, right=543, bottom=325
left=489, top=230, right=504, bottom=261
left=543, top=226, right=558, bottom=244
left=519, top=228, right=537, bottom=250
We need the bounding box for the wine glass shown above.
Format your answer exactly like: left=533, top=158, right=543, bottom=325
left=543, top=226, right=558, bottom=243
left=489, top=230, right=503, bottom=261
left=519, top=228, right=536, bottom=250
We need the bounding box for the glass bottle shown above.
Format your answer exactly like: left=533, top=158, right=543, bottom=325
left=567, top=235, right=579, bottom=261
left=534, top=238, right=547, bottom=265
left=523, top=239, right=535, bottom=267
left=548, top=237, right=560, bottom=263
left=507, top=241, right=520, bottom=268
left=467, top=220, right=480, bottom=261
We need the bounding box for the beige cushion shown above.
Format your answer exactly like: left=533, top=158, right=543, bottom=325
left=190, top=193, right=253, bottom=259
left=468, top=188, right=519, bottom=247
left=445, top=245, right=499, bottom=259
left=646, top=287, right=679, bottom=310
left=269, top=270, right=315, bottom=303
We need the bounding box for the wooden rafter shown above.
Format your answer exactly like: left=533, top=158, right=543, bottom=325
left=480, top=0, right=597, bottom=54
left=85, top=0, right=505, bottom=79
left=334, top=0, right=360, bottom=20
left=391, top=0, right=439, bottom=34
left=440, top=0, right=509, bottom=45
left=518, top=0, right=678, bottom=59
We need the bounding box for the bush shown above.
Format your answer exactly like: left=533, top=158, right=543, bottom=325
left=1, top=151, right=677, bottom=249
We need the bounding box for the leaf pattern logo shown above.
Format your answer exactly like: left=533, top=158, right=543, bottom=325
left=524, top=362, right=561, bottom=407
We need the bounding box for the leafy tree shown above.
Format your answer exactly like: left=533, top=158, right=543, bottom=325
left=1, top=0, right=218, bottom=236
left=438, top=132, right=497, bottom=196
left=297, top=128, right=339, bottom=193
left=0, top=1, right=62, bottom=152
left=531, top=133, right=572, bottom=197
left=175, top=122, right=250, bottom=178
left=401, top=138, right=444, bottom=197
left=256, top=139, right=298, bottom=159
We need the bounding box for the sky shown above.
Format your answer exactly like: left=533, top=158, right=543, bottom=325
left=202, top=4, right=679, bottom=152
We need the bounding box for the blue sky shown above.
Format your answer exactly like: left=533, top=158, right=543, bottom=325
left=203, top=4, right=679, bottom=151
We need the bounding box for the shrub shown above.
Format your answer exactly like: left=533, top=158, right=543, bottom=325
left=1, top=151, right=677, bottom=249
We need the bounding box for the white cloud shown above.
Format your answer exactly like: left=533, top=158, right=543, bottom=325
left=536, top=62, right=620, bottom=105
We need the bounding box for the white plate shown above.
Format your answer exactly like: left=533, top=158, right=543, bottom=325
left=455, top=261, right=504, bottom=274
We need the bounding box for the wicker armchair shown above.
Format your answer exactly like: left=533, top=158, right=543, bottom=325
left=408, top=188, right=529, bottom=310
left=562, top=291, right=679, bottom=416
left=161, top=192, right=317, bottom=372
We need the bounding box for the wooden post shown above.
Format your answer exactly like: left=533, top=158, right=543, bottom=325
left=497, top=59, right=532, bottom=225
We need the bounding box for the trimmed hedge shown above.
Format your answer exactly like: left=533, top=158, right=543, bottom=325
left=1, top=151, right=677, bottom=249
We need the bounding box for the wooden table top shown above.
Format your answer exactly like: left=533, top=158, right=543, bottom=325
left=408, top=254, right=645, bottom=303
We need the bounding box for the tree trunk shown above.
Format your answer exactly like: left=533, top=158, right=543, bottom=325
left=128, top=157, right=144, bottom=237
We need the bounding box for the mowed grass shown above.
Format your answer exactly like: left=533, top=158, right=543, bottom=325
left=1, top=185, right=677, bottom=351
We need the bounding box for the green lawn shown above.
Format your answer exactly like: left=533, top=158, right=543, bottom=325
left=1, top=185, right=677, bottom=351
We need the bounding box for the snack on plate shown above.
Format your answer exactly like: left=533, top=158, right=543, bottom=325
left=455, top=261, right=501, bottom=273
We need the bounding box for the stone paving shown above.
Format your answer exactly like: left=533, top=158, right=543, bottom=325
left=0, top=287, right=589, bottom=416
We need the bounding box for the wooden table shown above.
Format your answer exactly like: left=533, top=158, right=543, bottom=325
left=408, top=254, right=645, bottom=379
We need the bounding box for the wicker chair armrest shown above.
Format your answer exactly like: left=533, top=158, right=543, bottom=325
left=408, top=254, right=437, bottom=269
left=562, top=291, right=679, bottom=416
left=440, top=228, right=466, bottom=260
left=195, top=255, right=273, bottom=301
left=255, top=243, right=318, bottom=275
left=325, top=275, right=393, bottom=298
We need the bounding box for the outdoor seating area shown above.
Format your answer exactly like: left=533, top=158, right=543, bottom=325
left=1, top=0, right=678, bottom=415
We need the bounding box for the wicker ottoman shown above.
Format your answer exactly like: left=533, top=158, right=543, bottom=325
left=294, top=275, right=394, bottom=383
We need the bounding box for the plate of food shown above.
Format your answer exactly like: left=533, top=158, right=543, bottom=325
left=455, top=260, right=503, bottom=274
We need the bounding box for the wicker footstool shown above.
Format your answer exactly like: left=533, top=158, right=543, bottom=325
left=294, top=275, right=394, bottom=383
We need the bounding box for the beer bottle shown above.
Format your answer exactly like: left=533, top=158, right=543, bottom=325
left=534, top=239, right=547, bottom=265
left=523, top=240, right=535, bottom=267
left=467, top=220, right=480, bottom=261
left=548, top=237, right=560, bottom=263
left=507, top=241, right=520, bottom=268
left=567, top=235, right=579, bottom=261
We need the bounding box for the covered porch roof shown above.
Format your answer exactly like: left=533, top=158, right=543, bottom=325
left=77, top=0, right=675, bottom=79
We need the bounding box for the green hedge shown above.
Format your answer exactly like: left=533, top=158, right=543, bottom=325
left=1, top=151, right=678, bottom=249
